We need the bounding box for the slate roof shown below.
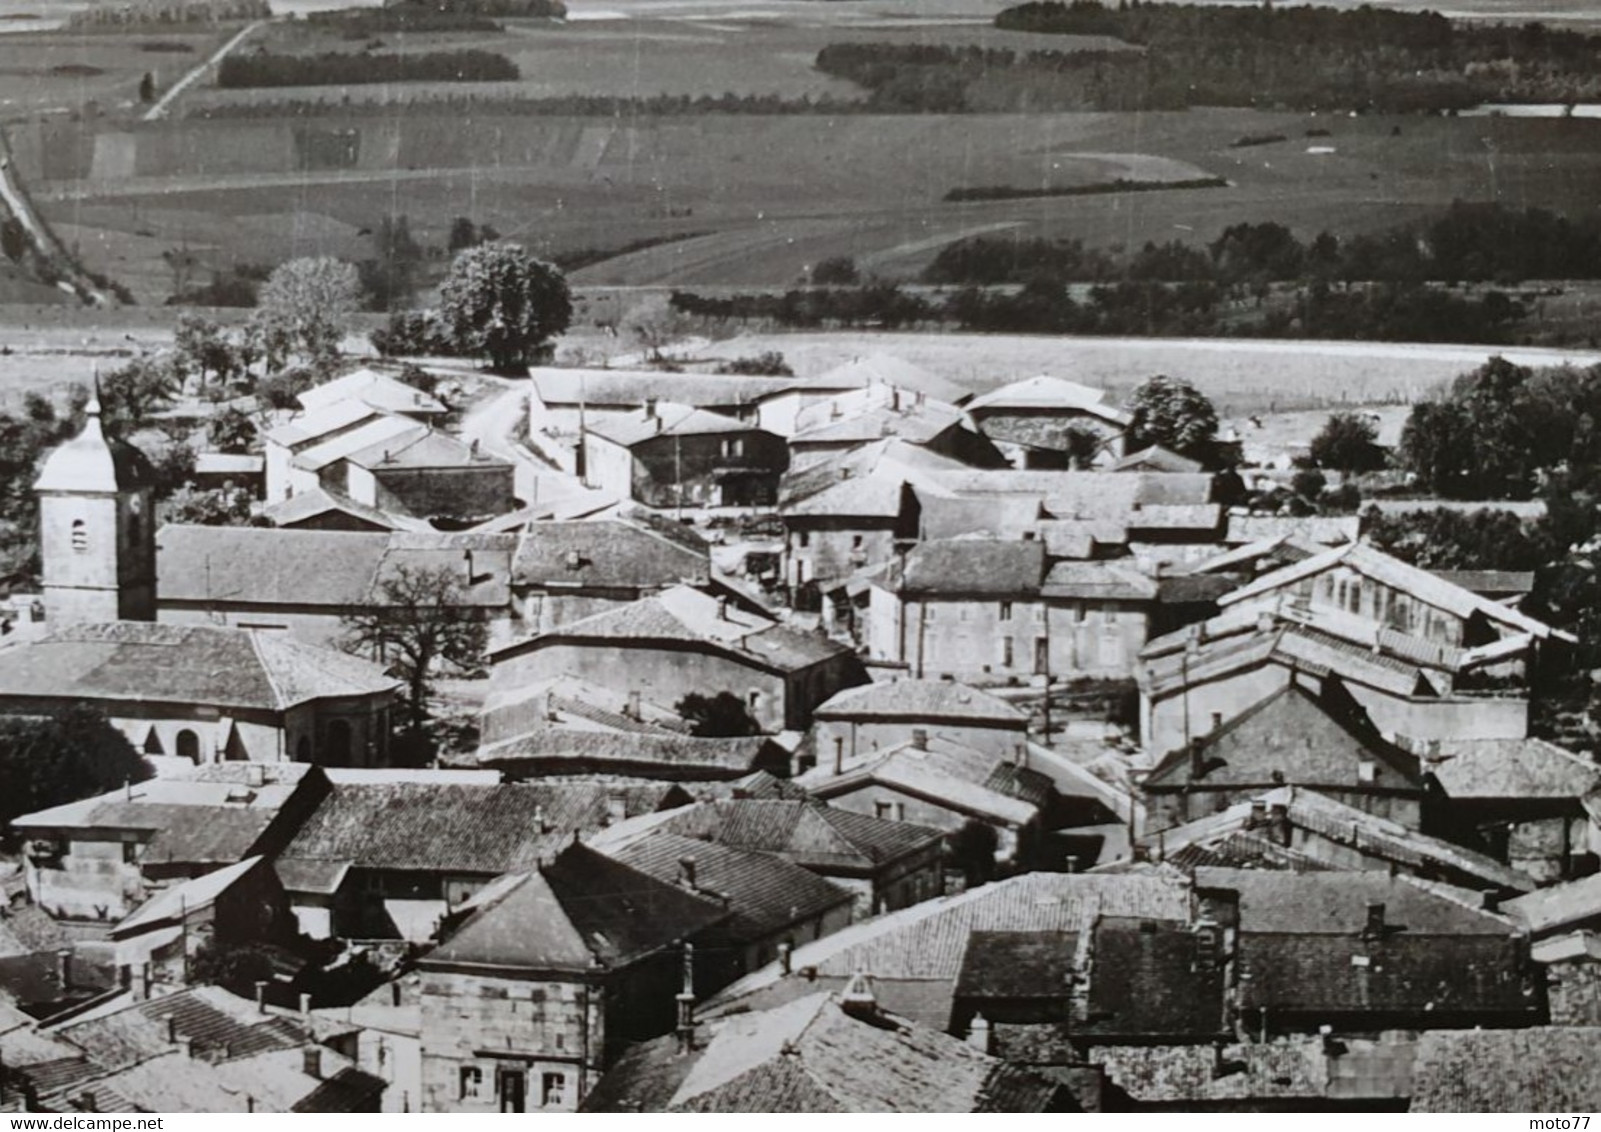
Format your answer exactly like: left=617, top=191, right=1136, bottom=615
left=801, top=355, right=972, bottom=406
left=790, top=399, right=968, bottom=448
left=1410, top=1028, right=1601, bottom=1112
left=966, top=375, right=1130, bottom=424
left=289, top=414, right=419, bottom=473
left=266, top=398, right=384, bottom=448
left=607, top=831, right=852, bottom=944
left=1042, top=560, right=1158, bottom=601
left=478, top=729, right=779, bottom=779
left=510, top=517, right=709, bottom=589
left=1433, top=570, right=1535, bottom=598
left=931, top=469, right=1213, bottom=522
left=36, top=400, right=154, bottom=494
left=422, top=843, right=726, bottom=973
left=916, top=495, right=1043, bottom=541
left=1220, top=542, right=1572, bottom=642
left=586, top=401, right=763, bottom=448
left=113, top=856, right=266, bottom=938
left=277, top=781, right=680, bottom=884
left=814, top=679, right=1026, bottom=725
left=491, top=585, right=854, bottom=674
left=782, top=473, right=909, bottom=520
left=1197, top=866, right=1518, bottom=935
left=156, top=526, right=514, bottom=610
left=297, top=367, right=447, bottom=417
left=1223, top=514, right=1360, bottom=547
left=1110, top=445, right=1203, bottom=473
left=880, top=538, right=1046, bottom=597
left=1089, top=1040, right=1360, bottom=1104
left=583, top=992, right=1066, bottom=1113
left=0, top=622, right=398, bottom=712
left=1420, top=737, right=1601, bottom=800
left=701, top=872, right=1193, bottom=1027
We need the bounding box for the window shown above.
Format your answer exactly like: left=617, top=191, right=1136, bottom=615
left=175, top=729, right=201, bottom=764
left=875, top=801, right=895, bottom=820
left=1073, top=603, right=1087, bottom=624
left=798, top=531, right=810, bottom=549
left=999, top=601, right=1013, bottom=622
left=852, top=534, right=864, bottom=549
left=121, top=842, right=139, bottom=865
left=722, top=437, right=744, bottom=459
left=541, top=1073, right=568, bottom=1108
left=70, top=520, right=87, bottom=552
left=459, top=1067, right=483, bottom=1101
left=1002, top=638, right=1014, bottom=667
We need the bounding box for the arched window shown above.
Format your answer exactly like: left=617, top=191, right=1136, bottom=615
left=325, top=719, right=352, bottom=765
left=70, top=520, right=87, bottom=552
left=175, top=729, right=201, bottom=764
left=142, top=729, right=164, bottom=756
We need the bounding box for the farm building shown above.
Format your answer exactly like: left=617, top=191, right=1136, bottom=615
left=581, top=401, right=787, bottom=509
left=965, top=375, right=1133, bottom=469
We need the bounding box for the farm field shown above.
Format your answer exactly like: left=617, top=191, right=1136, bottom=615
left=0, top=28, right=222, bottom=115
left=28, top=104, right=1601, bottom=302
left=684, top=330, right=1601, bottom=414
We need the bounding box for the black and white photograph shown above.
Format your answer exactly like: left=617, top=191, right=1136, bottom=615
left=0, top=0, right=1593, bottom=1114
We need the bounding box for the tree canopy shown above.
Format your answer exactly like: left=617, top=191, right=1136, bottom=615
left=1310, top=412, right=1388, bottom=473
left=0, top=706, right=152, bottom=832
left=438, top=243, right=572, bottom=372
left=1125, top=375, right=1221, bottom=465
left=676, top=692, right=762, bottom=738
left=258, top=257, right=364, bottom=366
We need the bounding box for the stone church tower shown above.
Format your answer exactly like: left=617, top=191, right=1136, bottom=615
left=33, top=391, right=157, bottom=624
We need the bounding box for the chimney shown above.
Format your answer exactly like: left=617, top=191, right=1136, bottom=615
left=910, top=728, right=928, bottom=751
left=255, top=980, right=268, bottom=1015
left=1362, top=901, right=1386, bottom=942
left=677, top=856, right=698, bottom=891
left=716, top=597, right=729, bottom=621
left=626, top=690, right=642, bottom=720
left=1015, top=743, right=1027, bottom=769
left=164, top=1016, right=177, bottom=1044
left=967, top=1013, right=993, bottom=1055
left=464, top=548, right=476, bottom=583
left=1256, top=610, right=1275, bottom=632
left=391, top=982, right=403, bottom=1007
left=839, top=969, right=878, bottom=1020
left=302, top=1048, right=322, bottom=1080
left=174, top=1036, right=194, bottom=1060
left=644, top=398, right=658, bottom=420
left=833, top=735, right=844, bottom=776
left=565, top=548, right=582, bottom=571
left=778, top=942, right=793, bottom=975
left=1268, top=802, right=1291, bottom=846
left=605, top=792, right=627, bottom=825
left=380, top=449, right=393, bottom=464
left=55, top=948, right=70, bottom=991
left=675, top=943, right=696, bottom=1055
left=246, top=763, right=266, bottom=789
left=535, top=804, right=550, bottom=835
left=1248, top=799, right=1267, bottom=829
left=1209, top=711, right=1223, bottom=733
left=299, top=992, right=312, bottom=1020
left=133, top=963, right=151, bottom=1003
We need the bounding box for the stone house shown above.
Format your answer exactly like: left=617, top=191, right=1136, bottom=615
left=333, top=426, right=515, bottom=524
left=488, top=585, right=867, bottom=733
left=964, top=376, right=1133, bottom=469
left=298, top=367, right=449, bottom=422
left=752, top=355, right=973, bottom=438
left=265, top=400, right=418, bottom=506
left=416, top=843, right=727, bottom=1113
left=0, top=621, right=399, bottom=765
left=1141, top=682, right=1429, bottom=833
left=528, top=367, right=787, bottom=448
left=581, top=401, right=788, bottom=509
left=11, top=762, right=326, bottom=923
left=810, top=677, right=1030, bottom=771
left=786, top=385, right=1005, bottom=471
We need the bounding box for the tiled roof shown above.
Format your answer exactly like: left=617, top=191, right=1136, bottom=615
left=1110, top=445, right=1202, bottom=473
left=277, top=781, right=679, bottom=882
left=803, top=355, right=972, bottom=406
left=35, top=403, right=153, bottom=494
left=953, top=930, right=1076, bottom=1000
left=586, top=401, right=761, bottom=448
left=1223, top=514, right=1360, bottom=547
left=262, top=487, right=414, bottom=532
left=0, top=622, right=397, bottom=712
left=916, top=495, right=1043, bottom=541
left=782, top=473, right=909, bottom=520
left=1091, top=1041, right=1332, bottom=1103
left=641, top=799, right=944, bottom=872
left=1420, top=737, right=1601, bottom=799
left=113, top=856, right=266, bottom=937
left=479, top=730, right=776, bottom=777
left=510, top=517, right=709, bottom=589
left=1156, top=789, right=1534, bottom=894
left=289, top=414, right=418, bottom=473
left=1194, top=866, right=1519, bottom=935
left=423, top=843, right=726, bottom=972
left=156, top=526, right=514, bottom=610
left=344, top=425, right=510, bottom=471
left=930, top=469, right=1212, bottom=522
left=1410, top=1028, right=1601, bottom=1111
left=1042, top=560, right=1158, bottom=601
left=607, top=831, right=852, bottom=944
left=584, top=992, right=1066, bottom=1113
left=800, top=737, right=1044, bottom=826
left=1221, top=542, right=1571, bottom=642
left=1502, top=873, right=1601, bottom=936
left=885, top=537, right=1046, bottom=597
left=814, top=679, right=1026, bottom=725
left=701, top=872, right=1193, bottom=1022
left=531, top=367, right=791, bottom=410
left=297, top=367, right=447, bottom=417
left=966, top=375, right=1130, bottom=424
left=266, top=398, right=382, bottom=448
left=492, top=585, right=854, bottom=674
left=1186, top=534, right=1323, bottom=576
left=1433, top=570, right=1535, bottom=597
left=1081, top=916, right=1227, bottom=1039
left=49, top=986, right=309, bottom=1071
left=791, top=400, right=966, bottom=448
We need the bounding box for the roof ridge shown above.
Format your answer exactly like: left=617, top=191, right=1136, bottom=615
left=246, top=630, right=290, bottom=710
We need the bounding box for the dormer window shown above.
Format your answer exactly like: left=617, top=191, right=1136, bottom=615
left=70, top=520, right=87, bottom=552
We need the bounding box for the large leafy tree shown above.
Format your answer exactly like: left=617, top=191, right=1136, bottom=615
left=676, top=692, right=761, bottom=737
left=1309, top=411, right=1388, bottom=473
left=0, top=706, right=152, bottom=831
left=339, top=564, right=488, bottom=735
left=258, top=256, right=364, bottom=366
left=1125, top=375, right=1220, bottom=463
left=438, top=242, right=572, bottom=372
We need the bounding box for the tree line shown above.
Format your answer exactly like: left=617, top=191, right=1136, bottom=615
left=926, top=205, right=1601, bottom=287
left=217, top=49, right=520, bottom=89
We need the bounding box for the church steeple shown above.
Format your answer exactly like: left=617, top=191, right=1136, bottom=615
left=34, top=382, right=157, bottom=624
